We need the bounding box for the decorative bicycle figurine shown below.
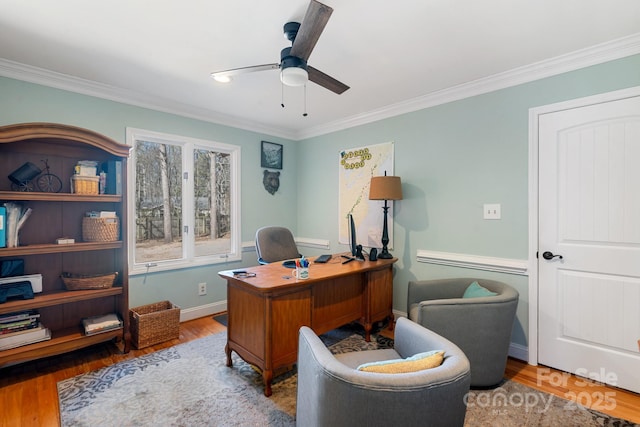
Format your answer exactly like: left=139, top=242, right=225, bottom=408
left=8, top=159, right=63, bottom=193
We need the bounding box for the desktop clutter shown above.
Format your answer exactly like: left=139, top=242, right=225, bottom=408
left=283, top=247, right=382, bottom=279
left=286, top=248, right=380, bottom=279
left=293, top=256, right=310, bottom=279
left=341, top=244, right=380, bottom=264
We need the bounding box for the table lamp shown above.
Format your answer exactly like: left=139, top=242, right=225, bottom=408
left=369, top=172, right=403, bottom=259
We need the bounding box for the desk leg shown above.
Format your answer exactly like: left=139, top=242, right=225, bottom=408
left=364, top=314, right=395, bottom=342
left=225, top=342, right=233, bottom=367
left=364, top=324, right=372, bottom=342
left=263, top=370, right=273, bottom=397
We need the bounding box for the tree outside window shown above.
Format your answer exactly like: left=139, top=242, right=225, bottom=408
left=127, top=128, right=241, bottom=274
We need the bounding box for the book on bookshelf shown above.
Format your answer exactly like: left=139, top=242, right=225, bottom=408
left=0, top=325, right=51, bottom=351
left=0, top=324, right=41, bottom=338
left=0, top=310, right=39, bottom=324
left=105, top=160, right=122, bottom=195
left=0, top=320, right=39, bottom=335
left=1, top=310, right=40, bottom=336
left=0, top=206, right=5, bottom=248
left=55, top=237, right=75, bottom=244
left=82, top=313, right=122, bottom=336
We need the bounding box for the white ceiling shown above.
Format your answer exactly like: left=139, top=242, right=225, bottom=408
left=1, top=0, right=640, bottom=140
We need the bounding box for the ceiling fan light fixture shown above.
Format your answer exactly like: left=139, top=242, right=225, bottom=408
left=280, top=46, right=308, bottom=87
left=211, top=73, right=232, bottom=83
left=280, top=66, right=308, bottom=87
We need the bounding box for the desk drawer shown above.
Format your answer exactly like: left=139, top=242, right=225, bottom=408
left=312, top=275, right=362, bottom=333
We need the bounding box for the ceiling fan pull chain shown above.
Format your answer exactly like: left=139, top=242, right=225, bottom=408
left=303, top=84, right=308, bottom=117
left=281, top=83, right=285, bottom=108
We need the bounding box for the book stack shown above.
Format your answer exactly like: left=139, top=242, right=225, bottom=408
left=82, top=313, right=122, bottom=336
left=0, top=310, right=51, bottom=350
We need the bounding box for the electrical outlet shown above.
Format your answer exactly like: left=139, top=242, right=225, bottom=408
left=198, top=282, right=207, bottom=296
left=483, top=203, right=501, bottom=220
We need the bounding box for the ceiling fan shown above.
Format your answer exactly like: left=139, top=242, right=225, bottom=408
left=210, top=0, right=349, bottom=95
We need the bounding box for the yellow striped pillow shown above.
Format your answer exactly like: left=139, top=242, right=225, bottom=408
left=357, top=350, right=445, bottom=374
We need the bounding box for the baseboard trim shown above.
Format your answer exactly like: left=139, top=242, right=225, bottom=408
left=508, top=342, right=528, bottom=362
left=416, top=250, right=528, bottom=276
left=180, top=301, right=227, bottom=322
left=392, top=310, right=406, bottom=322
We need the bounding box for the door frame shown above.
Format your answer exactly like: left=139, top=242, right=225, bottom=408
left=527, top=85, right=640, bottom=366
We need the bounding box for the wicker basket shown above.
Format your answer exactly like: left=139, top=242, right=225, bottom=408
left=71, top=175, right=99, bottom=195
left=130, top=301, right=180, bottom=349
left=82, top=216, right=119, bottom=242
left=61, top=272, right=118, bottom=290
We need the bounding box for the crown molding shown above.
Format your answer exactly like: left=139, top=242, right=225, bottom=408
left=1, top=33, right=639, bottom=141
left=0, top=59, right=298, bottom=140
left=298, top=33, right=640, bottom=140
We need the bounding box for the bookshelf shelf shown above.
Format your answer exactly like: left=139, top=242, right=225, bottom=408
left=0, top=190, right=121, bottom=203
left=0, top=326, right=123, bottom=367
left=0, top=288, right=123, bottom=315
left=0, top=241, right=123, bottom=257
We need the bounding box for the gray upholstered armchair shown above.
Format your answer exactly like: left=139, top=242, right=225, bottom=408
left=407, top=278, right=519, bottom=387
left=296, top=317, right=471, bottom=427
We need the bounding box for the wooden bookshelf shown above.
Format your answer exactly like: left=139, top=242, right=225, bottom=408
left=0, top=122, right=130, bottom=368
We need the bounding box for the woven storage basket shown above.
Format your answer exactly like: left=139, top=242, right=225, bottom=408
left=82, top=216, right=119, bottom=242
left=71, top=175, right=99, bottom=195
left=130, top=301, right=180, bottom=349
left=61, top=272, right=118, bottom=290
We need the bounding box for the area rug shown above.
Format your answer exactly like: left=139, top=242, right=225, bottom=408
left=58, top=327, right=637, bottom=427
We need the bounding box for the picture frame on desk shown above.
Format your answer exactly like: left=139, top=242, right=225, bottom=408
left=260, top=141, right=283, bottom=170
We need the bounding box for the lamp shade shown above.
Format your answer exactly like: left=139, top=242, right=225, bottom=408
left=369, top=176, right=403, bottom=200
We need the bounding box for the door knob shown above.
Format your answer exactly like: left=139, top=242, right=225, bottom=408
left=542, top=251, right=563, bottom=260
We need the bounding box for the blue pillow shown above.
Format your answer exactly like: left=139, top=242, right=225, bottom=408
left=463, top=281, right=497, bottom=298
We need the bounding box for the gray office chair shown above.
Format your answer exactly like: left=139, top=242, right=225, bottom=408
left=407, top=278, right=519, bottom=387
left=296, top=317, right=471, bottom=427
left=255, top=226, right=301, bottom=264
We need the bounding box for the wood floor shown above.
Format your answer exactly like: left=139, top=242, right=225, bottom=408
left=1, top=315, right=638, bottom=426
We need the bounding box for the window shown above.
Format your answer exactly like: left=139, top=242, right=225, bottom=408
left=126, top=128, right=241, bottom=274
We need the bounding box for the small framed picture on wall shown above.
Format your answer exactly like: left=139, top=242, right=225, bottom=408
left=261, top=141, right=283, bottom=170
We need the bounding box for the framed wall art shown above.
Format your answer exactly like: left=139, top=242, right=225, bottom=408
left=261, top=141, right=283, bottom=170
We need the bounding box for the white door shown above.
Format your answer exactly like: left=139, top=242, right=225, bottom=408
left=538, top=94, right=640, bottom=394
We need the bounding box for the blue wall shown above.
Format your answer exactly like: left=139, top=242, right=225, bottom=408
left=295, top=54, right=640, bottom=349
left=2, top=53, right=640, bottom=350
left=0, top=77, right=298, bottom=314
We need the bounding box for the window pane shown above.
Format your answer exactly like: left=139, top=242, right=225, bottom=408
left=194, top=148, right=231, bottom=257
left=134, top=140, right=183, bottom=263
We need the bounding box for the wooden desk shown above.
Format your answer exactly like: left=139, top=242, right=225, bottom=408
left=218, top=254, right=396, bottom=396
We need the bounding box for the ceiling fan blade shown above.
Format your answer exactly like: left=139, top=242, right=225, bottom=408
left=308, top=66, right=349, bottom=94
left=290, top=0, right=333, bottom=61
left=211, top=63, right=279, bottom=81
